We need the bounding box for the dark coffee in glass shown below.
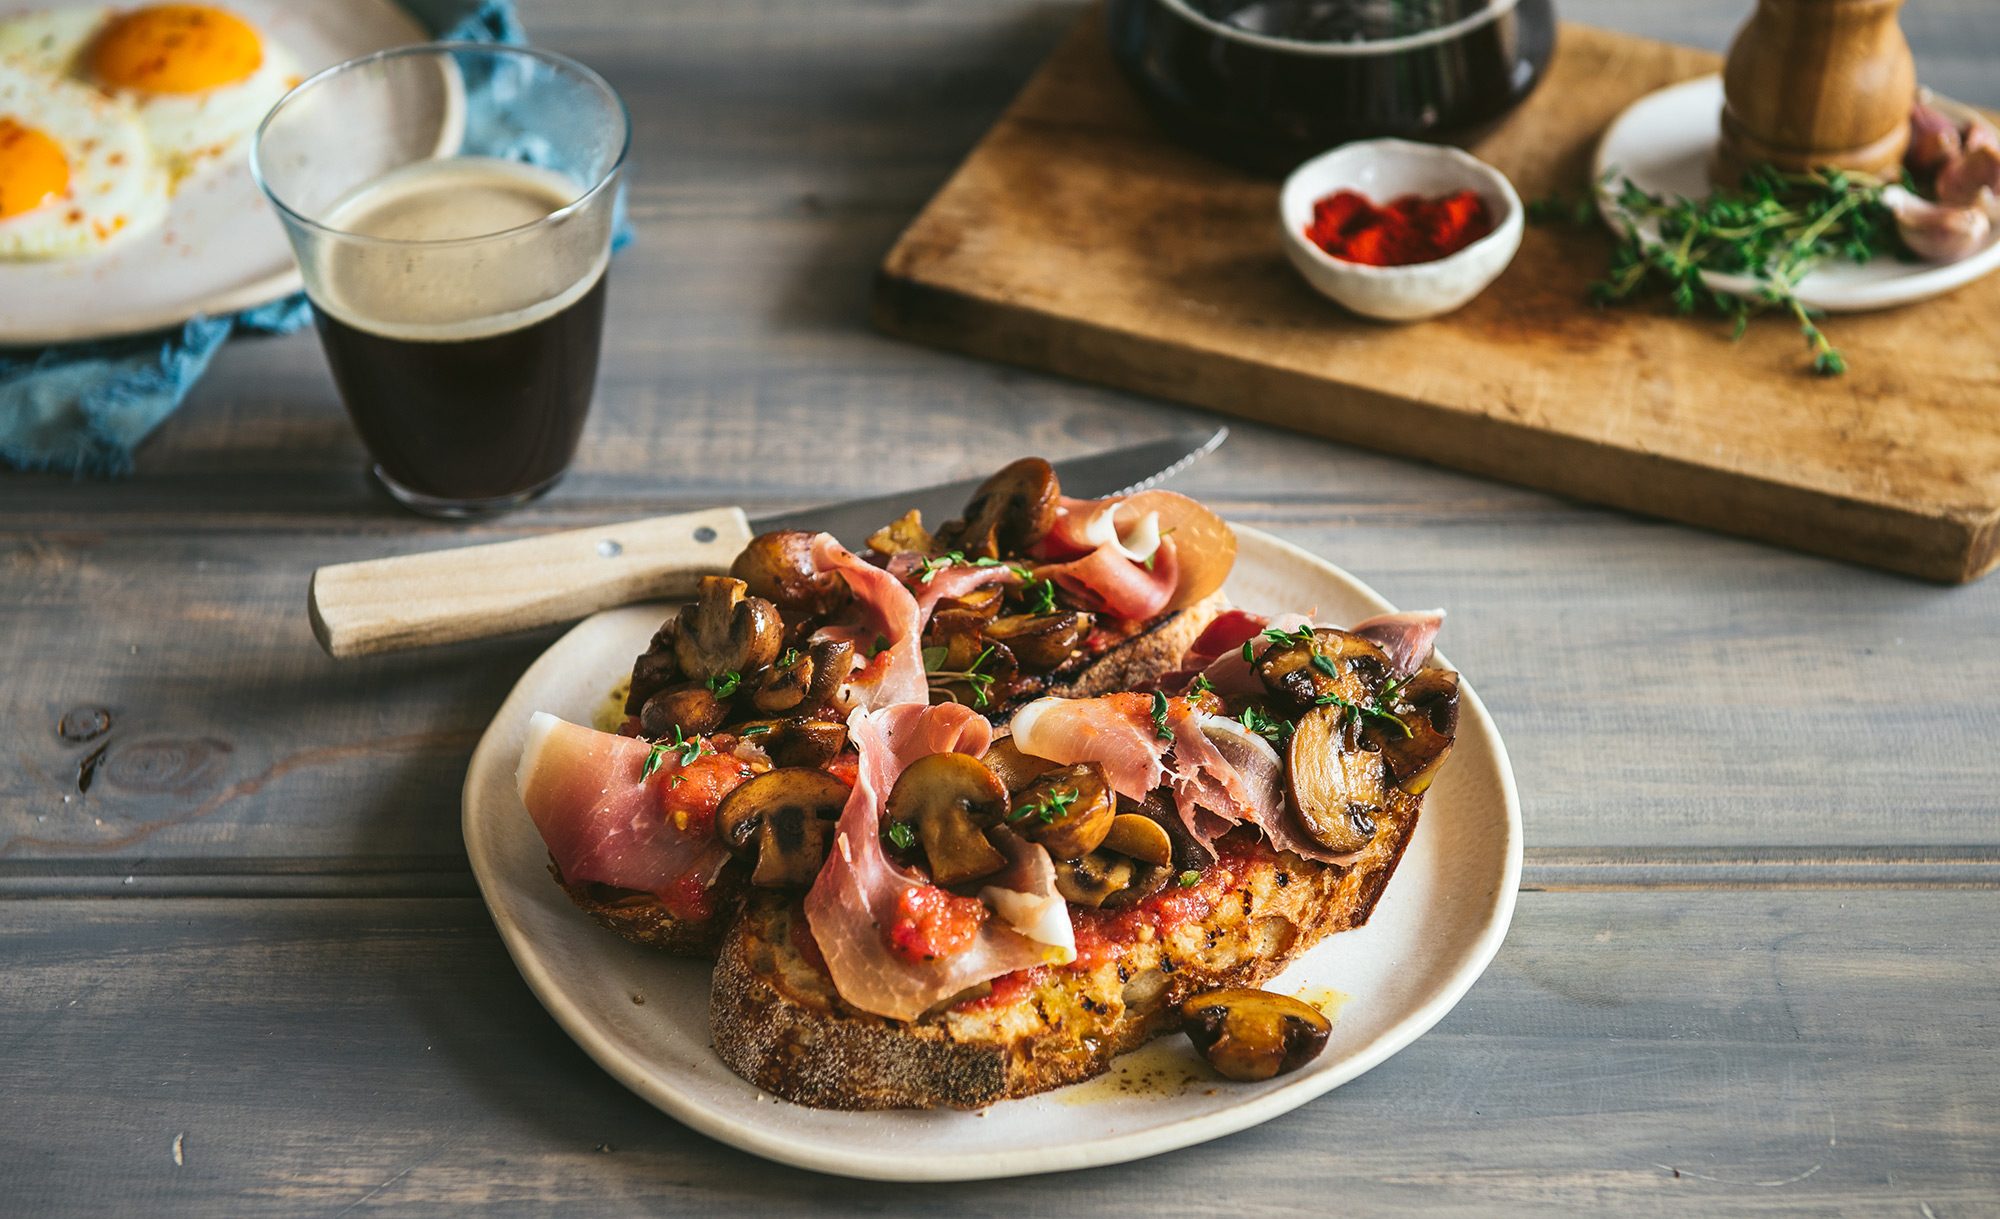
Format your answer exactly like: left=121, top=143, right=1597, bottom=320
left=310, top=159, right=609, bottom=509
left=254, top=44, right=629, bottom=517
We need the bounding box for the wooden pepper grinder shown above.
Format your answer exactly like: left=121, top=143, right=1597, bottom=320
left=1713, top=0, right=1915, bottom=186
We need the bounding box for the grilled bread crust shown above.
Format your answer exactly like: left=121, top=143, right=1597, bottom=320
left=553, top=592, right=1230, bottom=958
left=709, top=790, right=1421, bottom=1110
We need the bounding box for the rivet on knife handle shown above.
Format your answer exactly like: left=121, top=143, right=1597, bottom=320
left=307, top=506, right=755, bottom=659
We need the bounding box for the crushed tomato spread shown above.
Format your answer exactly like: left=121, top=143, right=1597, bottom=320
left=886, top=883, right=987, bottom=962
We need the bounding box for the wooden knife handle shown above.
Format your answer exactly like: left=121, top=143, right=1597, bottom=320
left=308, top=506, right=755, bottom=658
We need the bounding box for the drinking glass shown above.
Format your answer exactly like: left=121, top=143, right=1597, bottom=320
left=253, top=43, right=629, bottom=517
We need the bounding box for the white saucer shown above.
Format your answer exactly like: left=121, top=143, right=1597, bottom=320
left=0, top=0, right=427, bottom=345
left=1593, top=74, right=2000, bottom=313
left=461, top=526, right=1523, bottom=1181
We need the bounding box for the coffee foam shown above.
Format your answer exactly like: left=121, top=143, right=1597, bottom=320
left=310, top=157, right=610, bottom=343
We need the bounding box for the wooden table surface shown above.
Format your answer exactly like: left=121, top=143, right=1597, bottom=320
left=5, top=0, right=1996, bottom=1214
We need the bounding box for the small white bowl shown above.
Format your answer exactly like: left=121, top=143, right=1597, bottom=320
left=1279, top=139, right=1524, bottom=322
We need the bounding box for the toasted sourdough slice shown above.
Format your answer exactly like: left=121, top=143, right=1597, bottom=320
left=546, top=590, right=1227, bottom=959
left=711, top=789, right=1420, bottom=1110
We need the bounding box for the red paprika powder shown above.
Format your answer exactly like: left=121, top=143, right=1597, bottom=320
left=1304, top=188, right=1493, bottom=266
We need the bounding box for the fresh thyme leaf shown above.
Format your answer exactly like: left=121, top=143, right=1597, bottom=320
left=1190, top=674, right=1216, bottom=696
left=921, top=645, right=949, bottom=672
left=884, top=821, right=916, bottom=850
left=1238, top=705, right=1293, bottom=745
left=1150, top=690, right=1172, bottom=741
left=1314, top=692, right=1411, bottom=738
left=1309, top=653, right=1339, bottom=678
left=706, top=670, right=741, bottom=698
left=1177, top=869, right=1201, bottom=888
left=741, top=724, right=771, bottom=737
left=1010, top=785, right=1078, bottom=825
left=871, top=634, right=889, bottom=656
left=1564, top=165, right=1898, bottom=376
left=1241, top=640, right=1256, bottom=662
left=641, top=742, right=671, bottom=781
left=778, top=647, right=801, bottom=668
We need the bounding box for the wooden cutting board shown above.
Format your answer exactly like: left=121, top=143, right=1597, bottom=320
left=872, top=14, right=2000, bottom=583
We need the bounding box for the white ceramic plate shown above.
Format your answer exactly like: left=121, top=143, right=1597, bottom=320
left=1594, top=74, right=2000, bottom=313
left=462, top=526, right=1522, bottom=1181
left=0, top=0, right=428, bottom=345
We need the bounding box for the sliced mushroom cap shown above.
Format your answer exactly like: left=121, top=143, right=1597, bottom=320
left=1131, top=790, right=1215, bottom=872
left=1053, top=851, right=1135, bottom=907
left=626, top=646, right=679, bottom=715
left=640, top=683, right=729, bottom=740
left=729, top=531, right=842, bottom=619
left=1180, top=988, right=1332, bottom=1081
left=979, top=737, right=1057, bottom=793
left=675, top=576, right=784, bottom=683
left=932, top=584, right=1007, bottom=630
left=884, top=753, right=1010, bottom=886
left=1256, top=627, right=1392, bottom=712
left=936, top=457, right=1060, bottom=560
left=1009, top=762, right=1115, bottom=860
left=1285, top=705, right=1386, bottom=855
left=804, top=639, right=856, bottom=710
left=742, top=718, right=848, bottom=769
left=985, top=611, right=1091, bottom=672
left=754, top=648, right=813, bottom=714
left=1101, top=812, right=1174, bottom=867
left=865, top=508, right=936, bottom=559
left=1374, top=669, right=1460, bottom=794
left=715, top=768, right=849, bottom=887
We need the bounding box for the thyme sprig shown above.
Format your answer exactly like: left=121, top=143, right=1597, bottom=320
left=924, top=642, right=1000, bottom=709
left=641, top=725, right=704, bottom=780
left=1150, top=690, right=1173, bottom=741
left=1578, top=166, right=1901, bottom=376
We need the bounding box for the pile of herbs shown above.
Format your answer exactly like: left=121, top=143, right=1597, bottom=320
left=1532, top=166, right=1905, bottom=375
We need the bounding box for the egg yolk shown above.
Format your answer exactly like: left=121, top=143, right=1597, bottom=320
left=0, top=118, right=70, bottom=220
left=90, top=4, right=264, bottom=95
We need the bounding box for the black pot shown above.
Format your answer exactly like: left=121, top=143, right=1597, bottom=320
left=1108, top=0, right=1557, bottom=175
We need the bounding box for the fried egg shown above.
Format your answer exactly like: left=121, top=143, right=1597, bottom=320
left=0, top=5, right=300, bottom=181
left=0, top=57, right=167, bottom=258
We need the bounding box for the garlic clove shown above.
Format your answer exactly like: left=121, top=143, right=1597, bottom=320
left=1937, top=140, right=2000, bottom=210
left=1883, top=185, right=1993, bottom=263
left=1907, top=102, right=1963, bottom=176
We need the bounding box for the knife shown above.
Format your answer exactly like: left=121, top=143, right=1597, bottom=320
left=308, top=426, right=1228, bottom=659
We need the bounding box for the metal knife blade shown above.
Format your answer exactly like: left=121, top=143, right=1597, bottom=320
left=750, top=425, right=1229, bottom=545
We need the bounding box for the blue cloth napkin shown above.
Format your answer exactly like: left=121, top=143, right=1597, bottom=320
left=0, top=0, right=538, bottom=477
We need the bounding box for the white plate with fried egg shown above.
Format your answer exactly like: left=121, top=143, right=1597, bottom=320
left=0, top=0, right=427, bottom=343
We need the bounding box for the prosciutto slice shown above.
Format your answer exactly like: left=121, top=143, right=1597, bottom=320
left=808, top=533, right=927, bottom=709
left=1009, top=693, right=1170, bottom=802
left=1198, top=716, right=1362, bottom=866
left=1350, top=609, right=1445, bottom=677
left=516, top=712, right=733, bottom=895
left=876, top=701, right=993, bottom=775
left=1038, top=536, right=1179, bottom=622
left=1009, top=694, right=1363, bottom=866
left=886, top=554, right=1023, bottom=624
left=804, top=707, right=1073, bottom=1021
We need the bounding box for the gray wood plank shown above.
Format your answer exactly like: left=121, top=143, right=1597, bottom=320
left=3, top=889, right=1995, bottom=1215
left=7, top=483, right=1998, bottom=874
